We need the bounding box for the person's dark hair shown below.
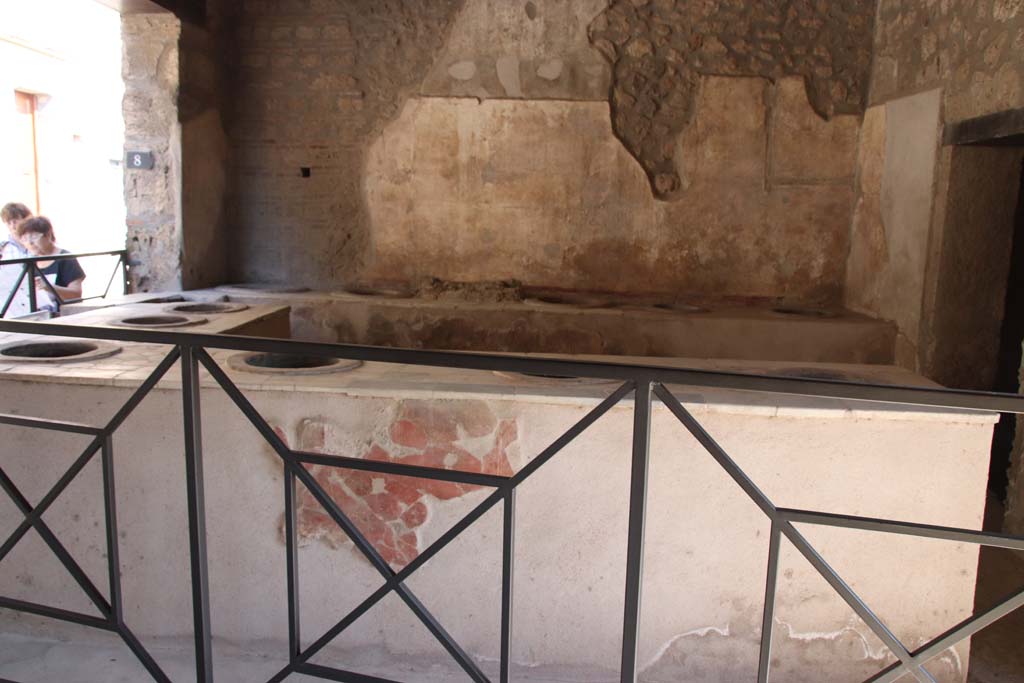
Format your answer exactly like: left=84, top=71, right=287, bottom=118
left=16, top=216, right=53, bottom=238
left=0, top=202, right=31, bottom=224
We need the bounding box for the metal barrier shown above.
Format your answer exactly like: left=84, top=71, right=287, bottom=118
left=0, top=249, right=129, bottom=317
left=0, top=318, right=1022, bottom=683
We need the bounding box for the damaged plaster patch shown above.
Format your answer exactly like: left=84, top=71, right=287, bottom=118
left=588, top=0, right=875, bottom=200
left=642, top=624, right=730, bottom=670
left=273, top=402, right=517, bottom=568
left=536, top=58, right=564, bottom=81
left=496, top=55, right=524, bottom=96
left=448, top=60, right=477, bottom=80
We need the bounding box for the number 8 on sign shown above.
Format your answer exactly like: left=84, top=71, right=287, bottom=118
left=126, top=151, right=154, bottom=170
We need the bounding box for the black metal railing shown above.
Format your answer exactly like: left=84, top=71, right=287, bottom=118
left=0, top=318, right=1022, bottom=683
left=0, top=249, right=129, bottom=317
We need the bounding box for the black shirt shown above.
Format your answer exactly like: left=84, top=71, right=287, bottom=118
left=39, top=250, right=85, bottom=287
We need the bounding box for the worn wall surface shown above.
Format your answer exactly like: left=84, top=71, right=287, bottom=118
left=872, top=0, right=1024, bottom=123
left=121, top=15, right=181, bottom=292
left=366, top=75, right=858, bottom=302
left=589, top=0, right=875, bottom=198
left=420, top=0, right=610, bottom=100
left=212, top=0, right=464, bottom=287
left=845, top=90, right=942, bottom=368
left=209, top=0, right=865, bottom=302
left=178, top=21, right=229, bottom=289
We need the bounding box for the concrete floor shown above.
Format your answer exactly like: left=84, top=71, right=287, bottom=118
left=1, top=504, right=1020, bottom=683
left=0, top=634, right=617, bottom=682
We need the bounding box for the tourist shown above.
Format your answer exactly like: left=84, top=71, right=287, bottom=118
left=0, top=202, right=31, bottom=258
left=15, top=216, right=85, bottom=309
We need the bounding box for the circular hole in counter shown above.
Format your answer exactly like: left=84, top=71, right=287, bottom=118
left=492, top=370, right=612, bottom=385
left=228, top=352, right=362, bottom=375
left=651, top=301, right=711, bottom=313
left=0, top=340, right=122, bottom=363
left=776, top=368, right=852, bottom=381
left=115, top=314, right=206, bottom=328
left=344, top=285, right=413, bottom=299
left=220, top=283, right=311, bottom=294
left=168, top=302, right=249, bottom=314
left=771, top=307, right=838, bottom=318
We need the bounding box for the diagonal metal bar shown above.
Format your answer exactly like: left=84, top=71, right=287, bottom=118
left=757, top=519, right=782, bottom=683
left=864, top=584, right=1024, bottom=683
left=257, top=373, right=634, bottom=683
left=103, top=347, right=181, bottom=434
left=621, top=381, right=651, bottom=683
left=0, top=414, right=103, bottom=435
left=198, top=349, right=495, bottom=683
left=0, top=440, right=100, bottom=562
left=0, top=264, right=27, bottom=318
left=0, top=466, right=112, bottom=618
left=100, top=254, right=123, bottom=299
left=780, top=508, right=1024, bottom=551
left=294, top=450, right=511, bottom=488
left=294, top=662, right=404, bottom=683
left=0, top=596, right=113, bottom=631
left=0, top=347, right=177, bottom=566
left=118, top=623, right=173, bottom=683
left=654, top=384, right=936, bottom=683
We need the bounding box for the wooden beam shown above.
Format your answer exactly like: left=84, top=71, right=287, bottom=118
left=943, top=107, right=1024, bottom=147
left=91, top=0, right=205, bottom=26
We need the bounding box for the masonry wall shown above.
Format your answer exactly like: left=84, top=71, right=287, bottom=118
left=848, top=0, right=1024, bottom=377
left=122, top=15, right=182, bottom=292
left=214, top=0, right=874, bottom=304
left=121, top=12, right=230, bottom=293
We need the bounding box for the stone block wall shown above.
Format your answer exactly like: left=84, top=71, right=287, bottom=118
left=122, top=14, right=181, bottom=292
left=589, top=0, right=875, bottom=199
left=872, top=0, right=1024, bottom=123
left=121, top=13, right=229, bottom=292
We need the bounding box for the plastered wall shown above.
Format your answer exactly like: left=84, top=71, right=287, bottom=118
left=208, top=0, right=871, bottom=303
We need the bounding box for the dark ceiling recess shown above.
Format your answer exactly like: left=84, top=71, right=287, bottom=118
left=943, top=108, right=1024, bottom=147
left=92, top=0, right=205, bottom=26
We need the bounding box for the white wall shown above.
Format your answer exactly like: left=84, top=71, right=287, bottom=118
left=0, top=0, right=125, bottom=298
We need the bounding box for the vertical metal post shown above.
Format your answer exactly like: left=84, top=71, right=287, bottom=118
left=180, top=344, right=214, bottom=682
left=25, top=263, right=37, bottom=312
left=757, top=520, right=782, bottom=683
left=620, top=380, right=652, bottom=683
left=100, top=435, right=123, bottom=626
left=500, top=489, right=516, bottom=683
left=120, top=253, right=129, bottom=295
left=284, top=467, right=301, bottom=659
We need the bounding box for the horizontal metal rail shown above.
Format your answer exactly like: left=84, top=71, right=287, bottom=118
left=0, top=318, right=1022, bottom=413
left=0, top=249, right=128, bottom=316
left=0, top=323, right=1021, bottom=682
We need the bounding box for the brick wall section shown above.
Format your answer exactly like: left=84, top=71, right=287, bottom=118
left=872, top=0, right=1024, bottom=121
left=211, top=0, right=464, bottom=288
left=122, top=15, right=182, bottom=292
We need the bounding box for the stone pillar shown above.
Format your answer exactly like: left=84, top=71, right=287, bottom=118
left=122, top=14, right=182, bottom=292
